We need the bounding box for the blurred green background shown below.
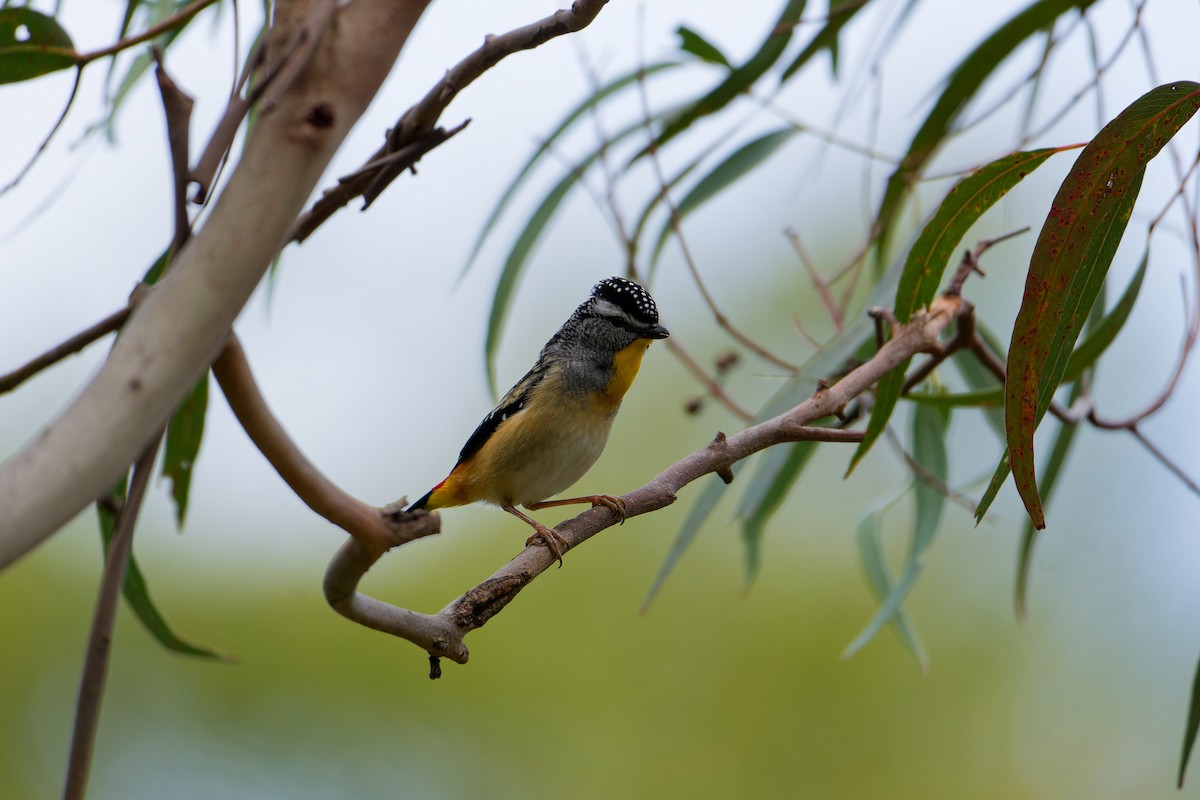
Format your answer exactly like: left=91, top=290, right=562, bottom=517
left=3, top=0, right=1200, bottom=798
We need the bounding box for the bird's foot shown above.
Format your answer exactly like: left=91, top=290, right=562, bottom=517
left=526, top=524, right=568, bottom=568
left=587, top=494, right=627, bottom=524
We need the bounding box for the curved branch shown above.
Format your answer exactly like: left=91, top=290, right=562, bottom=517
left=212, top=332, right=438, bottom=557
left=0, top=0, right=433, bottom=570
left=331, top=294, right=964, bottom=672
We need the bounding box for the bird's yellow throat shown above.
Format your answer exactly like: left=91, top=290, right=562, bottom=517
left=600, top=338, right=653, bottom=410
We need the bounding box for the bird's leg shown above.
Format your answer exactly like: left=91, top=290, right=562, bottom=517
left=525, top=494, right=628, bottom=524
left=502, top=504, right=567, bottom=567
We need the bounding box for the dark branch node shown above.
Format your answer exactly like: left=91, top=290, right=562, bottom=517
left=305, top=103, right=335, bottom=129
left=453, top=573, right=532, bottom=630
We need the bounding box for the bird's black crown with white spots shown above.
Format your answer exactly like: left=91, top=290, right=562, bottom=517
left=576, top=276, right=661, bottom=331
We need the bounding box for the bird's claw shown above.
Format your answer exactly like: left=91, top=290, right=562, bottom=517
left=527, top=526, right=567, bottom=568
left=591, top=494, right=627, bottom=524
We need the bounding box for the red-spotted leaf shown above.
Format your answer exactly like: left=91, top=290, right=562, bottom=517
left=0, top=9, right=75, bottom=84
left=848, top=147, right=1066, bottom=476
left=1006, top=81, right=1200, bottom=529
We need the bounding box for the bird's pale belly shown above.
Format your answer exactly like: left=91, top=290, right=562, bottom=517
left=470, top=396, right=613, bottom=507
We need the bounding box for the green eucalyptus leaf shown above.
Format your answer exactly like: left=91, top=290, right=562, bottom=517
left=162, top=374, right=208, bottom=528
left=0, top=8, right=75, bottom=84
left=855, top=494, right=928, bottom=669
left=1006, top=82, right=1199, bottom=529
left=97, top=476, right=234, bottom=661
left=650, top=127, right=798, bottom=271
left=677, top=25, right=731, bottom=69
left=736, top=441, right=818, bottom=588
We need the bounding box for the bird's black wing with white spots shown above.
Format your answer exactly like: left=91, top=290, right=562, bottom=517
left=452, top=366, right=545, bottom=466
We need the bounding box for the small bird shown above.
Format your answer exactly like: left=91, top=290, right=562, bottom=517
left=408, top=276, right=669, bottom=564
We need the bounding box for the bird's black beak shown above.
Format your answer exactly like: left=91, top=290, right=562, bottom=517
left=644, top=324, right=670, bottom=340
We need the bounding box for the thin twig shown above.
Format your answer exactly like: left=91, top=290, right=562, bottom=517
left=1127, top=426, right=1200, bottom=499
left=292, top=0, right=612, bottom=241
left=0, top=307, right=131, bottom=394
left=1018, top=0, right=1145, bottom=147
left=63, top=433, right=160, bottom=800
left=884, top=427, right=986, bottom=517
left=74, top=0, right=221, bottom=65
left=785, top=227, right=843, bottom=332
left=0, top=68, right=82, bottom=198
left=664, top=337, right=754, bottom=422
left=633, top=63, right=800, bottom=373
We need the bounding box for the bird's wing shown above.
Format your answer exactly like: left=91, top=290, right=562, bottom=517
left=452, top=366, right=546, bottom=466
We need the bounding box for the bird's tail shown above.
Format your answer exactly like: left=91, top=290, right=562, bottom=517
left=407, top=489, right=434, bottom=512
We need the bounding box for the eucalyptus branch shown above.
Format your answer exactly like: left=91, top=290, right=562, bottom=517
left=0, top=306, right=130, bottom=394
left=74, top=0, right=221, bottom=66
left=0, top=0, right=434, bottom=571
left=291, top=0, right=612, bottom=243
left=63, top=433, right=160, bottom=800
left=332, top=290, right=968, bottom=674
left=212, top=333, right=438, bottom=558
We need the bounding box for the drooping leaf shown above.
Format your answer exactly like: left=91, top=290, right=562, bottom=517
left=649, top=0, right=808, bottom=154
left=975, top=451, right=1010, bottom=524
left=1006, top=81, right=1200, bottom=529
left=1015, top=279, right=1106, bottom=614
left=850, top=148, right=1062, bottom=474
left=873, top=0, right=1096, bottom=265
left=0, top=8, right=75, bottom=84
left=854, top=495, right=928, bottom=670
left=142, top=245, right=172, bottom=285
left=650, top=127, right=799, bottom=271
left=162, top=374, right=208, bottom=528
left=911, top=403, right=950, bottom=552
left=97, top=476, right=234, bottom=661
left=844, top=402, right=948, bottom=660
left=676, top=26, right=731, bottom=70
left=632, top=128, right=730, bottom=279
left=631, top=154, right=705, bottom=259
left=1061, top=247, right=1148, bottom=382
left=736, top=440, right=819, bottom=587
left=461, top=61, right=681, bottom=279
left=1180, top=651, right=1200, bottom=787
